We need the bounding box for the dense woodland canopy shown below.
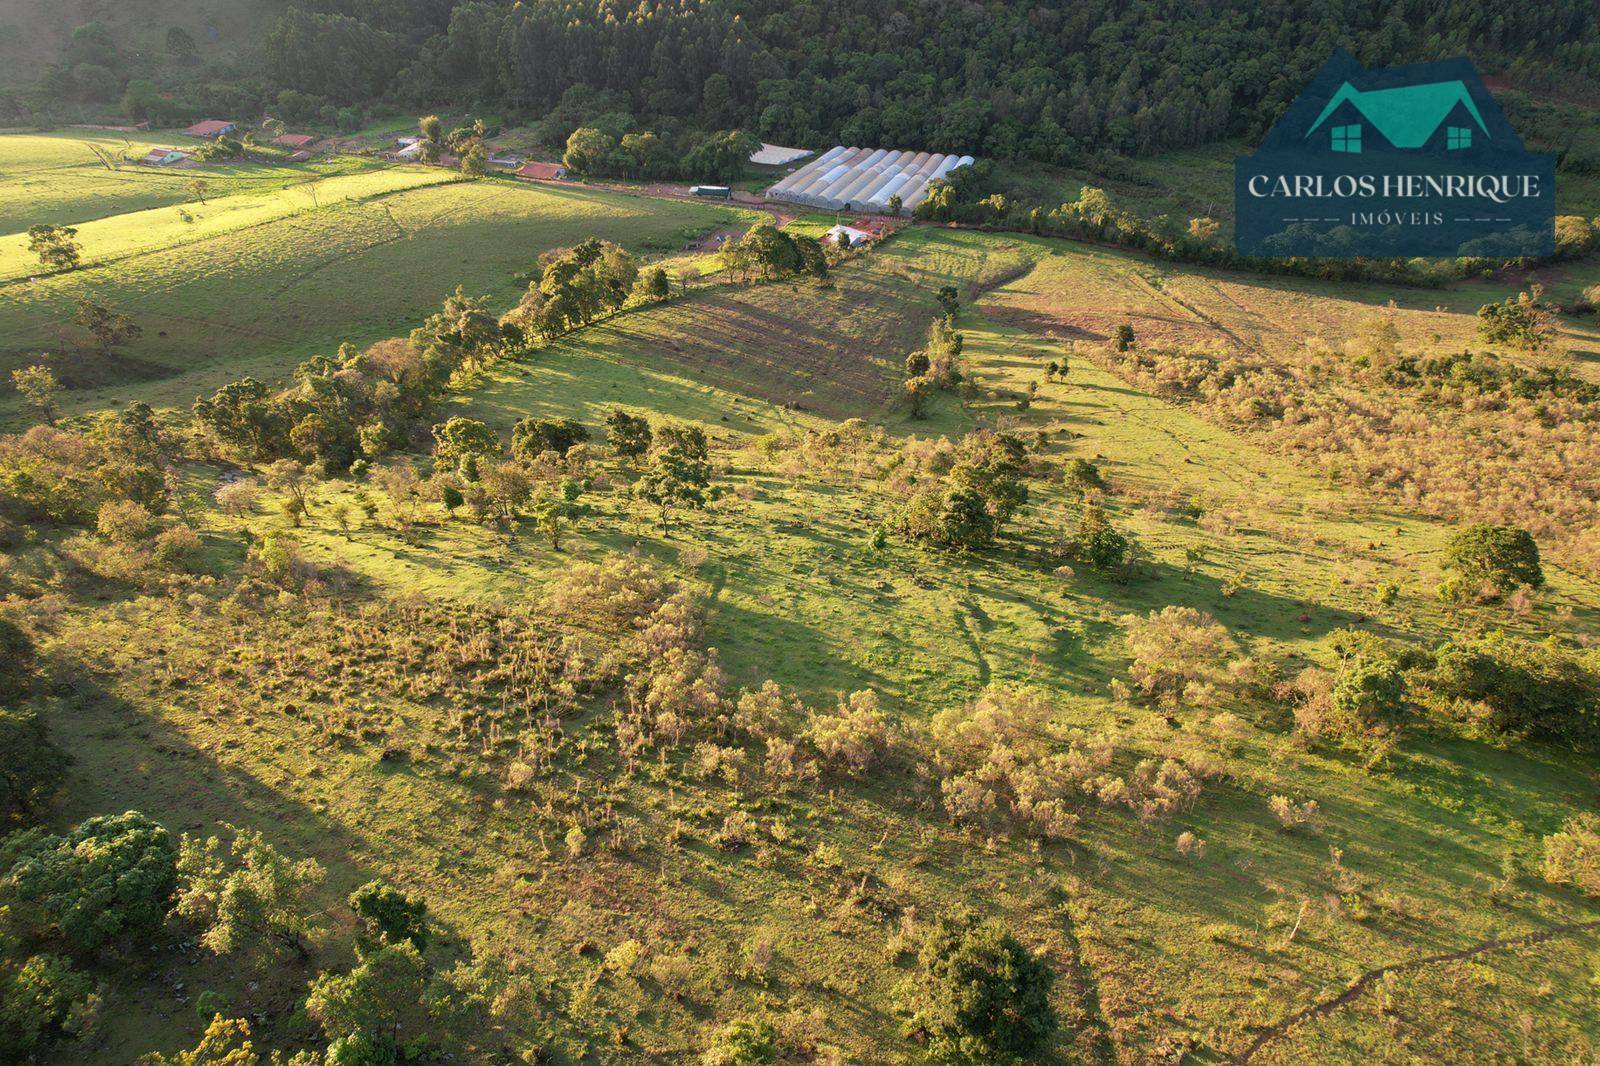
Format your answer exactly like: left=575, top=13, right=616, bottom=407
left=256, top=0, right=1600, bottom=162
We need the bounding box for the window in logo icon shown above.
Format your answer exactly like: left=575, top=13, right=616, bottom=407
left=1447, top=125, right=1472, bottom=150
left=1331, top=123, right=1362, bottom=153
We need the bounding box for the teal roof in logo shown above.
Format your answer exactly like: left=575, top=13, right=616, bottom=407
left=1305, top=80, right=1489, bottom=148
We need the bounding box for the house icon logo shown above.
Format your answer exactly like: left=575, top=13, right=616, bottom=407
left=1236, top=51, right=1553, bottom=257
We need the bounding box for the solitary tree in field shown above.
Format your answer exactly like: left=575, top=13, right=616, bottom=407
left=72, top=297, right=141, bottom=353
left=166, top=25, right=198, bottom=59
left=1440, top=523, right=1544, bottom=601
left=187, top=178, right=209, bottom=204
left=11, top=365, right=61, bottom=425
left=897, top=914, right=1056, bottom=1060
left=27, top=224, right=80, bottom=272
left=637, top=429, right=712, bottom=532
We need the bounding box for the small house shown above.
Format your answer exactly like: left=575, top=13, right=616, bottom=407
left=141, top=147, right=186, bottom=166
left=514, top=161, right=568, bottom=182
left=489, top=152, right=524, bottom=168
left=183, top=119, right=236, bottom=138
left=274, top=133, right=315, bottom=149
left=394, top=142, right=426, bottom=161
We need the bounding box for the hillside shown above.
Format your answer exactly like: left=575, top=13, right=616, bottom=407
left=2, top=105, right=1600, bottom=1065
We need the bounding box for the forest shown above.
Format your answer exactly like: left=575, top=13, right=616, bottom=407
left=16, top=0, right=1600, bottom=165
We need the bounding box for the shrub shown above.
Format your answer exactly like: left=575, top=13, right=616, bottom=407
left=1268, top=795, right=1321, bottom=833
left=701, top=1017, right=777, bottom=1065
left=1429, top=632, right=1599, bottom=743
left=1121, top=606, right=1235, bottom=703
left=1542, top=814, right=1600, bottom=896
left=897, top=914, right=1056, bottom=1061
left=1439, top=524, right=1543, bottom=602
left=0, top=952, right=96, bottom=1059
left=807, top=690, right=893, bottom=773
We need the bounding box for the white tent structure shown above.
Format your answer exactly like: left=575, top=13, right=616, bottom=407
left=764, top=146, right=975, bottom=215
left=749, top=142, right=812, bottom=166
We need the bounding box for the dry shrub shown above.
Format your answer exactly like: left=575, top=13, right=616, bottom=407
left=1122, top=606, right=1238, bottom=703
left=733, top=680, right=802, bottom=739
left=930, top=684, right=1117, bottom=839
left=547, top=555, right=671, bottom=630
left=1542, top=814, right=1600, bottom=896
left=1268, top=795, right=1322, bottom=833
left=808, top=690, right=894, bottom=774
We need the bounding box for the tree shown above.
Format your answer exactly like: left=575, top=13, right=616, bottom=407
left=935, top=285, right=960, bottom=320
left=898, top=485, right=996, bottom=550
left=166, top=25, right=198, bottom=59
left=174, top=827, right=326, bottom=962
left=0, top=952, right=96, bottom=1060
left=432, top=417, right=499, bottom=478
left=1113, top=323, right=1135, bottom=351
left=949, top=430, right=1029, bottom=526
left=898, top=914, right=1056, bottom=1061
left=510, top=416, right=588, bottom=460
left=637, top=432, right=712, bottom=532
left=135, top=1013, right=283, bottom=1065
left=460, top=143, right=488, bottom=177
left=1, top=811, right=178, bottom=956
left=349, top=880, right=428, bottom=952
left=887, top=193, right=904, bottom=216
left=72, top=298, right=141, bottom=354
left=26, top=225, right=80, bottom=272
left=638, top=266, right=672, bottom=302
left=187, top=179, right=209, bottom=204
left=1068, top=502, right=1132, bottom=575
left=563, top=126, right=618, bottom=175
left=11, top=365, right=61, bottom=425
left=1477, top=287, right=1556, bottom=355
left=264, top=459, right=315, bottom=524
left=418, top=115, right=442, bottom=145
left=606, top=409, right=652, bottom=457
left=1440, top=524, right=1543, bottom=601
left=0, top=708, right=68, bottom=828
left=305, top=941, right=429, bottom=1056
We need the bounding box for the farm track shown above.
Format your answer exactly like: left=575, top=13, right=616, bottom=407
left=1234, top=918, right=1600, bottom=1063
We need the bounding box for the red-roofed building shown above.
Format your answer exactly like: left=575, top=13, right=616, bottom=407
left=274, top=133, right=315, bottom=149
left=515, top=161, right=568, bottom=182
left=184, top=120, right=237, bottom=138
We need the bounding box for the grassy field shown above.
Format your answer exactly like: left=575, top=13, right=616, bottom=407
left=4, top=132, right=1600, bottom=1062
left=0, top=137, right=753, bottom=422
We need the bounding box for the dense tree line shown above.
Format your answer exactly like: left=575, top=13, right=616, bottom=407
left=252, top=0, right=1600, bottom=165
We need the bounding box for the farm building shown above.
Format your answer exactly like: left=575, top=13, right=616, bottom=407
left=749, top=142, right=811, bottom=166
left=140, top=147, right=187, bottom=166
left=489, top=152, right=524, bottom=168
left=824, top=221, right=890, bottom=246
left=274, top=133, right=316, bottom=149
left=184, top=120, right=237, bottom=138
left=765, top=146, right=975, bottom=215
left=394, top=142, right=426, bottom=161
left=515, top=161, right=568, bottom=182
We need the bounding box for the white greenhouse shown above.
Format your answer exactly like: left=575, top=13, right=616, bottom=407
left=764, top=146, right=975, bottom=215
